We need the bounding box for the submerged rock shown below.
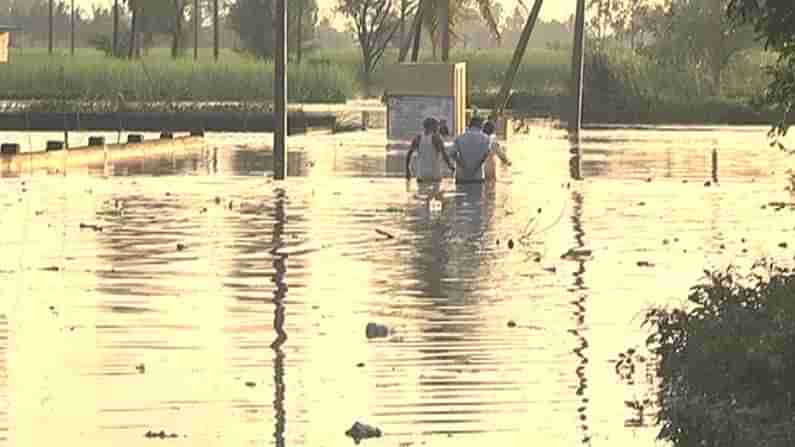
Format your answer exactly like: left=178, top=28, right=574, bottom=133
left=365, top=322, right=389, bottom=339
left=345, top=422, right=382, bottom=444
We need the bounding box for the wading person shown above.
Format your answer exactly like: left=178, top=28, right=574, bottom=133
left=406, top=117, right=456, bottom=182
left=451, top=116, right=491, bottom=184
left=482, top=121, right=512, bottom=181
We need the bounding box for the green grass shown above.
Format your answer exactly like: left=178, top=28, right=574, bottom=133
left=0, top=46, right=777, bottom=123
left=0, top=48, right=356, bottom=105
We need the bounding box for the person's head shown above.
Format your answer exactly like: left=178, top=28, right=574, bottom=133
left=483, top=121, right=496, bottom=136
left=468, top=116, right=484, bottom=130
left=439, top=119, right=450, bottom=137
left=423, top=117, right=439, bottom=134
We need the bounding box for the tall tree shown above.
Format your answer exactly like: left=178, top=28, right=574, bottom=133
left=410, top=0, right=500, bottom=60
left=729, top=0, right=795, bottom=140
left=646, top=0, right=755, bottom=95
left=336, top=0, right=401, bottom=95
left=228, top=0, right=318, bottom=60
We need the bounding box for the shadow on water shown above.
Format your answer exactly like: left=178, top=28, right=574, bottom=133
left=568, top=190, right=592, bottom=445
left=270, top=188, right=288, bottom=447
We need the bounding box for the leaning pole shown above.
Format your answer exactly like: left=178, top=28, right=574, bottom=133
left=273, top=0, right=288, bottom=180
left=569, top=0, right=586, bottom=179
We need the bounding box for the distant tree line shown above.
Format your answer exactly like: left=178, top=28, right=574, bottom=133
left=584, top=0, right=758, bottom=96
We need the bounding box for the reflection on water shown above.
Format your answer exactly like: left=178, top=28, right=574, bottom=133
left=0, top=126, right=794, bottom=446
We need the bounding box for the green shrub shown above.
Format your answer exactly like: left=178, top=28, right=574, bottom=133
left=626, top=261, right=795, bottom=447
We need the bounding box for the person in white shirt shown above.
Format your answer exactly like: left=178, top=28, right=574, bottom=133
left=482, top=121, right=512, bottom=181
left=451, top=116, right=492, bottom=184
left=406, top=117, right=456, bottom=182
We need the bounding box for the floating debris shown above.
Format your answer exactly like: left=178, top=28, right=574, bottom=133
left=375, top=229, right=395, bottom=239
left=177, top=243, right=187, bottom=251
left=136, top=364, right=145, bottom=374
left=779, top=242, right=788, bottom=249
left=79, top=223, right=103, bottom=232
left=637, top=201, right=646, bottom=206
left=245, top=381, right=256, bottom=388
left=214, top=196, right=221, bottom=205
left=507, top=239, right=515, bottom=249
left=561, top=248, right=593, bottom=260
left=704, top=180, right=712, bottom=187
left=365, top=322, right=389, bottom=339
left=637, top=261, right=655, bottom=268
left=144, top=430, right=178, bottom=439
left=356, top=362, right=365, bottom=368
left=345, top=422, right=382, bottom=444
left=507, top=320, right=517, bottom=328
left=41, top=266, right=60, bottom=272
left=662, top=238, right=670, bottom=245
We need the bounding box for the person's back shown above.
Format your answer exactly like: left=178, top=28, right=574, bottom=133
left=482, top=121, right=511, bottom=181
left=415, top=133, right=442, bottom=181
left=406, top=117, right=456, bottom=182
left=452, top=117, right=491, bottom=183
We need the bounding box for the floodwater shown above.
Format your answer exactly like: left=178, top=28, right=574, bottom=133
left=1, top=125, right=794, bottom=447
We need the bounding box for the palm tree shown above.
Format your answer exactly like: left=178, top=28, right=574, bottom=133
left=422, top=0, right=502, bottom=61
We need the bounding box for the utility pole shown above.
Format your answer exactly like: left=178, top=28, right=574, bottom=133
left=570, top=0, right=586, bottom=136
left=492, top=0, right=544, bottom=118
left=273, top=0, right=287, bottom=180
left=440, top=0, right=450, bottom=61
left=70, top=0, right=76, bottom=56
left=48, top=0, right=54, bottom=55
left=194, top=0, right=200, bottom=61
left=113, top=0, right=119, bottom=57
left=569, top=0, right=586, bottom=180
left=213, top=0, right=219, bottom=61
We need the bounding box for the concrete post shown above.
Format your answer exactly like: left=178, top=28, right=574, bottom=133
left=273, top=0, right=288, bottom=180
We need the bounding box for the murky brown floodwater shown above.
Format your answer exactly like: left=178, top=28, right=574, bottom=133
left=1, top=125, right=794, bottom=447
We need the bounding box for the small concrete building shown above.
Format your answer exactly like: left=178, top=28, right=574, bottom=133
left=0, top=25, right=19, bottom=64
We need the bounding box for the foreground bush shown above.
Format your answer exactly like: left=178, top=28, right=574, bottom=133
left=629, top=261, right=795, bottom=447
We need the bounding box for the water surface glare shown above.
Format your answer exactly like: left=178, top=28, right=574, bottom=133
left=1, top=126, right=794, bottom=447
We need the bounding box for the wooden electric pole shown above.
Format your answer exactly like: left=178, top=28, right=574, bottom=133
left=273, top=0, right=287, bottom=180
